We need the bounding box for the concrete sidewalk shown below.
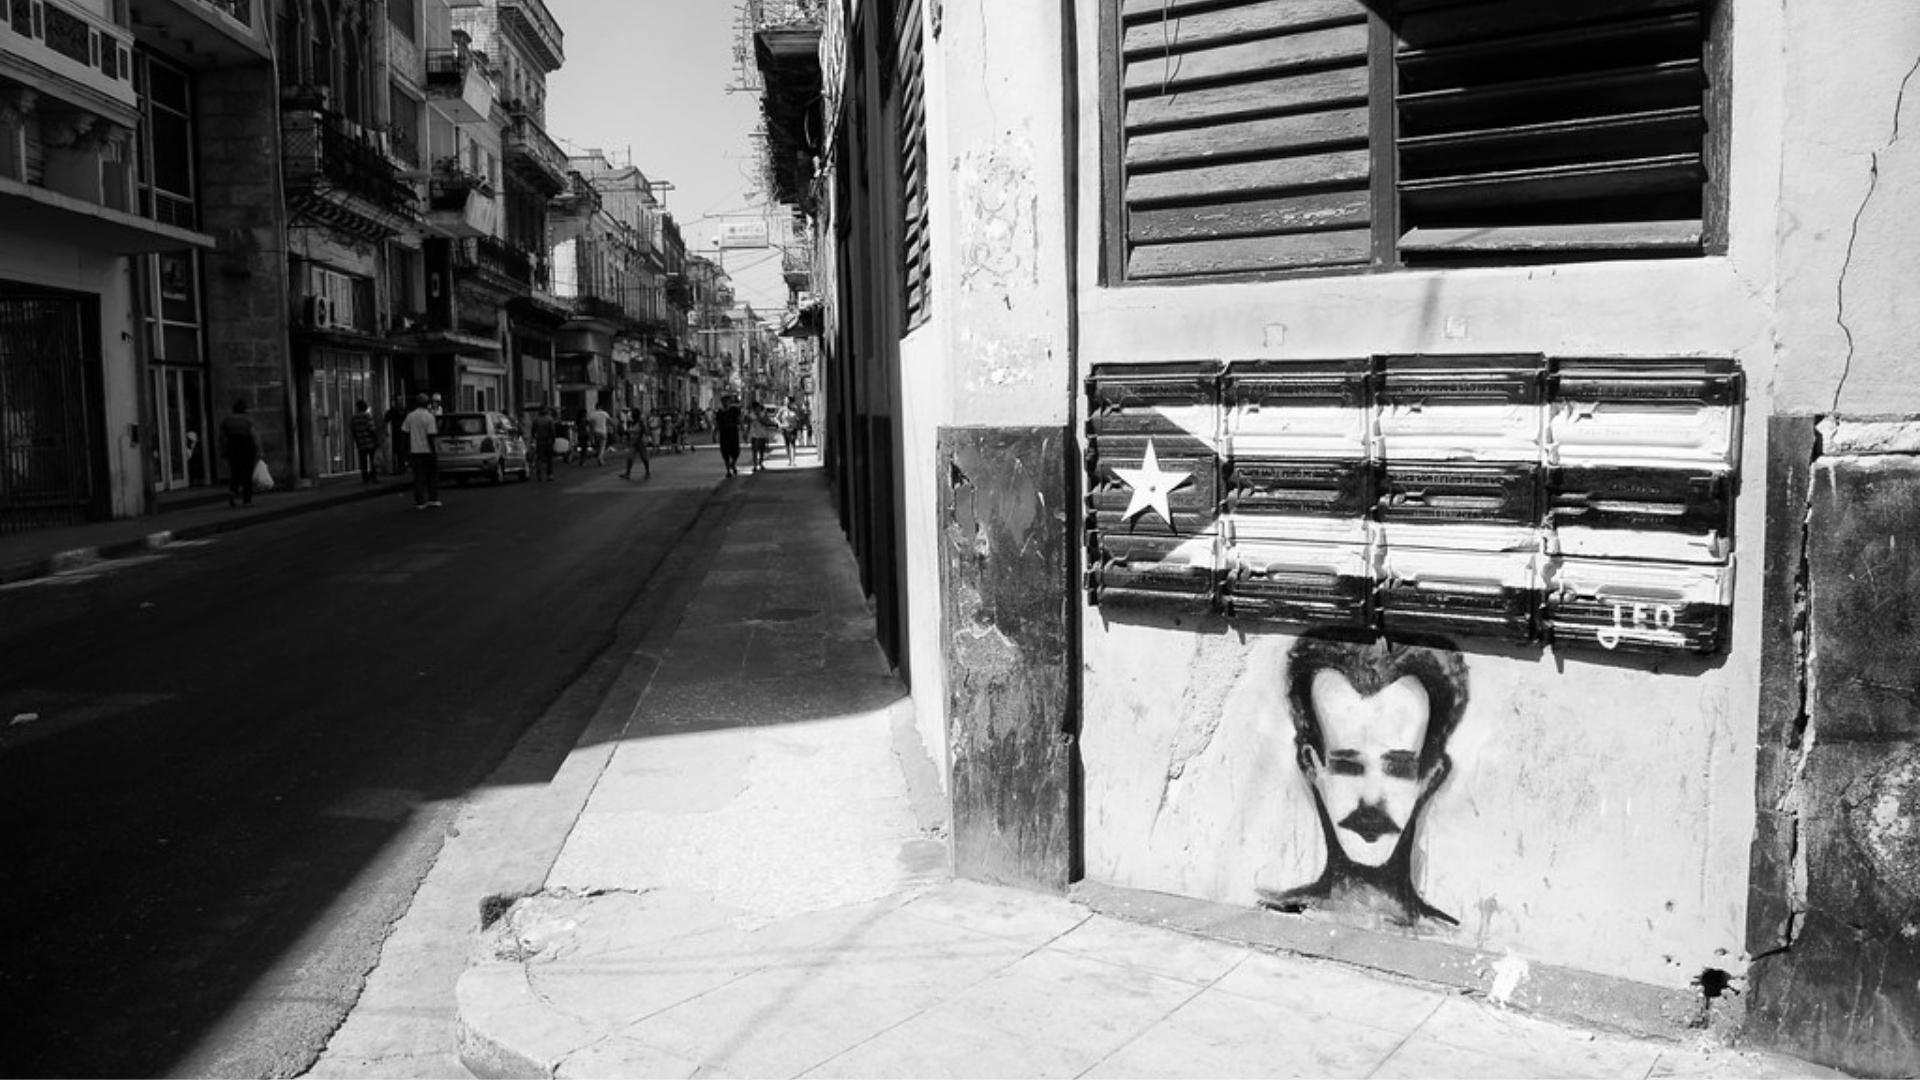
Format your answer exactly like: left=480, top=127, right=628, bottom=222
left=451, top=458, right=1837, bottom=1080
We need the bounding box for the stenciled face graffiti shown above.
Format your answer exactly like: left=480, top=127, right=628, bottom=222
left=1259, top=630, right=1470, bottom=928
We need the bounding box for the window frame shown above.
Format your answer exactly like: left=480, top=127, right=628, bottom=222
left=1098, top=0, right=1732, bottom=288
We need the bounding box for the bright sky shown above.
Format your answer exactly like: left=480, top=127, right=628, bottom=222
left=544, top=0, right=792, bottom=314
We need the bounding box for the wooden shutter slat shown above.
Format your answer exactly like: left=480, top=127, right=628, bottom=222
left=897, top=0, right=929, bottom=330
left=1127, top=149, right=1370, bottom=205
left=1398, top=107, right=1702, bottom=179
left=1126, top=106, right=1367, bottom=170
left=1128, top=228, right=1371, bottom=278
left=1399, top=220, right=1701, bottom=254
left=1126, top=64, right=1367, bottom=132
left=1398, top=0, right=1700, bottom=51
left=1398, top=10, right=1703, bottom=73
left=1397, top=154, right=1702, bottom=213
left=1397, top=59, right=1702, bottom=134
left=1129, top=189, right=1371, bottom=243
left=1123, top=23, right=1367, bottom=94
left=1120, top=0, right=1363, bottom=19
left=1120, top=0, right=1365, bottom=58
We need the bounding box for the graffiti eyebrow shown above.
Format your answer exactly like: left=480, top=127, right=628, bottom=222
left=1382, top=750, right=1419, bottom=778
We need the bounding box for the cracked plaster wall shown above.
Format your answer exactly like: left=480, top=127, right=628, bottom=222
left=1772, top=1, right=1920, bottom=415
left=1064, top=0, right=1790, bottom=998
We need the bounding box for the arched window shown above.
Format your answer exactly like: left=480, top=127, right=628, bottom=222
left=341, top=22, right=363, bottom=122
left=311, top=0, right=334, bottom=96
left=277, top=0, right=305, bottom=86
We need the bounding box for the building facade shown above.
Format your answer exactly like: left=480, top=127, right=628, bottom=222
left=1, top=0, right=250, bottom=533
left=762, top=0, right=1920, bottom=1073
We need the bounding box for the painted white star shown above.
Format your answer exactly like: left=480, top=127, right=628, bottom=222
left=1112, top=439, right=1192, bottom=527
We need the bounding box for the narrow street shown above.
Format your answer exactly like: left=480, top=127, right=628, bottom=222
left=0, top=451, right=723, bottom=1078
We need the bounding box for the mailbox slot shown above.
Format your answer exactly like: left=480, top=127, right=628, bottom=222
left=1547, top=464, right=1733, bottom=562
left=1378, top=545, right=1540, bottom=641
left=1223, top=537, right=1374, bottom=627
left=1544, top=557, right=1732, bottom=655
left=1088, top=532, right=1221, bottom=610
left=1087, top=362, right=1222, bottom=444
left=1086, top=432, right=1220, bottom=537
left=1225, top=457, right=1375, bottom=520
left=1377, top=354, right=1545, bottom=463
left=1547, top=358, right=1742, bottom=467
left=1378, top=462, right=1540, bottom=526
left=1222, top=358, right=1373, bottom=460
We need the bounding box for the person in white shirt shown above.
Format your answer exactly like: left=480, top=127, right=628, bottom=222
left=584, top=404, right=612, bottom=465
left=402, top=394, right=442, bottom=508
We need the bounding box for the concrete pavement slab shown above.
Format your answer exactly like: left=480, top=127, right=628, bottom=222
left=807, top=947, right=1208, bottom=1079
left=1079, top=986, right=1419, bottom=1080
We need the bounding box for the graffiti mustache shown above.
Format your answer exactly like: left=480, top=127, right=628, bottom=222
left=1337, top=802, right=1403, bottom=843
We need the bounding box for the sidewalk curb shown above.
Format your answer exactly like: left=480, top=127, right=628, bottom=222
left=0, top=482, right=406, bottom=587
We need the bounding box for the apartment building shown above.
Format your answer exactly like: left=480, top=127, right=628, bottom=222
left=0, top=0, right=252, bottom=531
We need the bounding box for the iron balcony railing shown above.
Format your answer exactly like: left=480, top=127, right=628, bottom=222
left=453, top=235, right=532, bottom=288
left=281, top=109, right=416, bottom=214
left=429, top=158, right=493, bottom=209
left=572, top=295, right=624, bottom=323
left=505, top=108, right=569, bottom=192
left=424, top=47, right=469, bottom=88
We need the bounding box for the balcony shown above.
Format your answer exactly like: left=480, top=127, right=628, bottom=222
left=781, top=244, right=811, bottom=291
left=498, top=0, right=561, bottom=72
left=0, top=96, right=209, bottom=253
left=281, top=108, right=417, bottom=239
left=504, top=107, right=568, bottom=195
left=124, top=0, right=267, bottom=67
left=570, top=294, right=623, bottom=325
left=424, top=46, right=493, bottom=124
left=3, top=0, right=138, bottom=117
left=753, top=14, right=821, bottom=212
left=453, top=234, right=533, bottom=295
left=425, top=160, right=496, bottom=238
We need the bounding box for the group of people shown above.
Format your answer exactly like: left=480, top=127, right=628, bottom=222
left=710, top=395, right=808, bottom=477
left=218, top=390, right=815, bottom=509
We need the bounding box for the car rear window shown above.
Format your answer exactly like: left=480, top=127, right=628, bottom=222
left=439, top=415, right=487, bottom=436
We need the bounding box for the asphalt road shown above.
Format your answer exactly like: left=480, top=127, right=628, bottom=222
left=0, top=457, right=718, bottom=1078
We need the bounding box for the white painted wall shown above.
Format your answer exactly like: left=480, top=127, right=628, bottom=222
left=1772, top=0, right=1920, bottom=415
left=1061, top=0, right=1796, bottom=991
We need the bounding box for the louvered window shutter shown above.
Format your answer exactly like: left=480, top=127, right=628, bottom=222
left=897, top=0, right=931, bottom=330
left=1118, top=0, right=1376, bottom=280
left=1393, top=0, right=1709, bottom=258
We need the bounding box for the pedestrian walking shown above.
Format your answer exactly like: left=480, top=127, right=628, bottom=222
left=797, top=403, right=813, bottom=448
left=748, top=402, right=777, bottom=472
left=218, top=398, right=259, bottom=508
left=584, top=402, right=612, bottom=465
left=622, top=406, right=652, bottom=480
left=530, top=405, right=558, bottom=481
left=776, top=396, right=799, bottom=465
left=385, top=399, right=408, bottom=474
left=403, top=393, right=442, bottom=509
left=350, top=399, right=381, bottom=483
left=715, top=394, right=743, bottom=477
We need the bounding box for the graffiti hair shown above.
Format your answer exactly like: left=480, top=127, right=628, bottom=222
left=1285, top=628, right=1470, bottom=771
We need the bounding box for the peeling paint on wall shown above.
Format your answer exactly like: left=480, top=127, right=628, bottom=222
left=956, top=140, right=1039, bottom=293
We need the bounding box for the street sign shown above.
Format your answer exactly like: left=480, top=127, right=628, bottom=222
left=717, top=221, right=770, bottom=249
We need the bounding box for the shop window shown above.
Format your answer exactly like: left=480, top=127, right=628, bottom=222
left=1106, top=0, right=1725, bottom=282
